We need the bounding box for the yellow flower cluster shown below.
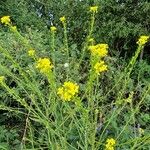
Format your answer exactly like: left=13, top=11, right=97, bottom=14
left=50, top=26, right=57, bottom=32
left=105, top=138, right=116, bottom=150
left=28, top=49, right=35, bottom=57
left=60, top=16, right=66, bottom=23
left=88, top=44, right=108, bottom=57
left=94, top=61, right=107, bottom=74
left=137, top=36, right=149, bottom=46
left=36, top=58, right=53, bottom=74
left=90, top=6, right=98, bottom=13
left=0, top=76, right=5, bottom=83
left=57, top=81, right=79, bottom=101
left=0, top=16, right=11, bottom=25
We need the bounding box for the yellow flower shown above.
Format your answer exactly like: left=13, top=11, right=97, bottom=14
left=57, top=81, right=79, bottom=101
left=0, top=76, right=5, bottom=83
left=88, top=43, right=108, bottom=57
left=1, top=16, right=11, bottom=25
left=94, top=61, right=108, bottom=74
left=36, top=58, right=53, bottom=74
left=90, top=6, right=98, bottom=13
left=50, top=26, right=57, bottom=32
left=137, top=36, right=149, bottom=46
left=28, top=49, right=35, bottom=57
left=105, top=138, right=116, bottom=150
left=60, top=16, right=66, bottom=23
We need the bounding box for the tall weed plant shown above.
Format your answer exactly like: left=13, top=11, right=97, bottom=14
left=0, top=6, right=150, bottom=150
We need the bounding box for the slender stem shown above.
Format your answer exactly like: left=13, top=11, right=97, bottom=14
left=63, top=22, right=70, bottom=79
left=78, top=12, right=96, bottom=69
left=51, top=32, right=56, bottom=64
left=20, top=102, right=32, bottom=149
left=63, top=23, right=69, bottom=57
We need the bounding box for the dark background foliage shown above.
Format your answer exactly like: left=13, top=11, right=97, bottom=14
left=0, top=0, right=150, bottom=58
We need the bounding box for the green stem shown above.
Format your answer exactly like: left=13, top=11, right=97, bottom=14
left=51, top=31, right=56, bottom=66
left=63, top=22, right=70, bottom=79
left=78, top=12, right=96, bottom=70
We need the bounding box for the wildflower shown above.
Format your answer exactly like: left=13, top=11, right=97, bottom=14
left=105, top=138, right=116, bottom=150
left=90, top=6, right=98, bottom=13
left=88, top=43, right=108, bottom=57
left=36, top=58, right=53, bottom=74
left=0, top=16, right=11, bottom=25
left=28, top=49, right=35, bottom=57
left=60, top=16, right=66, bottom=23
left=137, top=36, right=149, bottom=46
left=57, top=81, right=79, bottom=101
left=0, top=76, right=5, bottom=83
left=94, top=61, right=108, bottom=74
left=50, top=26, right=57, bottom=32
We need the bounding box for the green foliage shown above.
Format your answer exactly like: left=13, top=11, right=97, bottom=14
left=0, top=0, right=45, bottom=29
left=1, top=0, right=150, bottom=57
left=0, top=126, right=20, bottom=150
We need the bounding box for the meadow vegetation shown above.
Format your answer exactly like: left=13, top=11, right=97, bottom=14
left=0, top=0, right=150, bottom=149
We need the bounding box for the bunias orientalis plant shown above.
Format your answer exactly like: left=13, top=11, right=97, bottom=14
left=0, top=5, right=150, bottom=149
left=115, top=35, right=149, bottom=105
